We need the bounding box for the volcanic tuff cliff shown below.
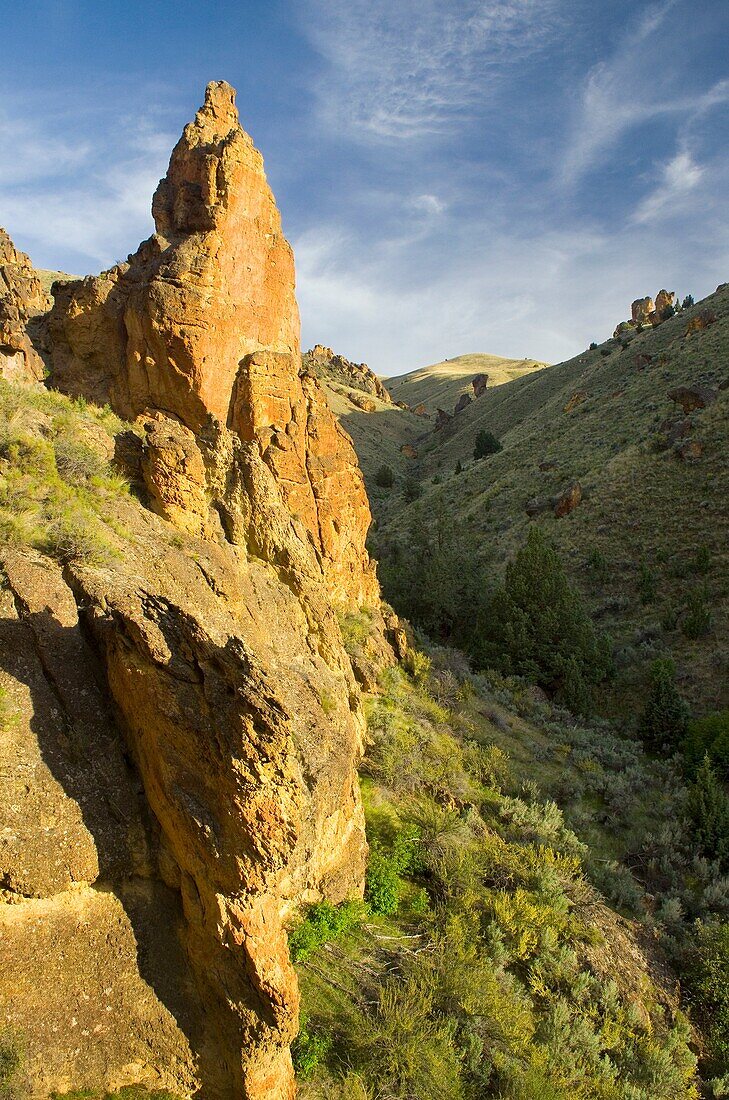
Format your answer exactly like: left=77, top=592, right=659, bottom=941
left=0, top=82, right=397, bottom=1099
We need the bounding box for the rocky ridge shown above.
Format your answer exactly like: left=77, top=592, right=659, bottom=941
left=302, top=344, right=392, bottom=404
left=0, top=82, right=396, bottom=1100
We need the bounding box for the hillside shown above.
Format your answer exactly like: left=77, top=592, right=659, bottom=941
left=385, top=352, right=548, bottom=415
left=369, top=287, right=729, bottom=716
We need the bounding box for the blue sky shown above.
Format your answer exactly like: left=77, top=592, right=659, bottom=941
left=1, top=0, right=728, bottom=374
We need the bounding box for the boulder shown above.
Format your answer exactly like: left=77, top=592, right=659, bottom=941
left=525, top=496, right=551, bottom=516
left=668, top=385, right=718, bottom=414
left=654, top=289, right=676, bottom=318
left=348, top=391, right=376, bottom=412
left=435, top=408, right=453, bottom=431
left=454, top=392, right=472, bottom=414
left=413, top=402, right=428, bottom=416
left=400, top=443, right=418, bottom=459
left=675, top=439, right=703, bottom=462
left=554, top=481, right=582, bottom=517
left=634, top=353, right=653, bottom=370
left=685, top=309, right=717, bottom=335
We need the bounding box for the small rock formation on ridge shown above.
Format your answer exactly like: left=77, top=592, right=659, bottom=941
left=1, top=81, right=396, bottom=1100
left=302, top=344, right=392, bottom=404
left=613, top=289, right=677, bottom=337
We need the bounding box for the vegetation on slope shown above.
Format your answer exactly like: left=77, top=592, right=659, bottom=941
left=290, top=638, right=729, bottom=1098
left=371, top=285, right=729, bottom=717
left=0, top=380, right=129, bottom=564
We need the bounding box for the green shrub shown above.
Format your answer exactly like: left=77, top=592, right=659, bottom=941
left=684, top=921, right=729, bottom=1078
left=288, top=900, right=364, bottom=962
left=638, top=561, right=658, bottom=605
left=292, top=1018, right=333, bottom=1078
left=683, top=587, right=712, bottom=638
left=589, top=342, right=598, bottom=350
left=0, top=1032, right=21, bottom=1099
left=587, top=547, right=609, bottom=583
left=402, top=478, right=423, bottom=502
left=474, top=430, right=502, bottom=459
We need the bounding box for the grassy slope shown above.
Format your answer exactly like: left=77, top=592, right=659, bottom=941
left=385, top=353, right=548, bottom=415
left=374, top=286, right=729, bottom=715
left=321, top=381, right=427, bottom=495
left=36, top=269, right=79, bottom=295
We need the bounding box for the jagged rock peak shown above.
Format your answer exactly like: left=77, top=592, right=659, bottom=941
left=47, top=81, right=377, bottom=607
left=152, top=80, right=262, bottom=238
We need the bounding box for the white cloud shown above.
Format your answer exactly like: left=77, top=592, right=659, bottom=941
left=410, top=193, right=446, bottom=216
left=0, top=88, right=177, bottom=271
left=300, top=0, right=566, bottom=140
left=632, top=149, right=705, bottom=223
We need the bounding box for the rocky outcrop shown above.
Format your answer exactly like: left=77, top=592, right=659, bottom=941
left=454, top=393, right=472, bottom=414
left=631, top=297, right=654, bottom=325
left=434, top=408, right=453, bottom=431
left=554, top=481, right=582, bottom=517
left=413, top=402, right=427, bottom=416
left=0, top=228, right=50, bottom=385
left=400, top=443, right=418, bottom=459
left=472, top=373, right=489, bottom=398
left=614, top=290, right=677, bottom=336
left=303, top=345, right=391, bottom=404
left=668, top=385, right=717, bottom=414
left=685, top=309, right=716, bottom=335
left=48, top=81, right=376, bottom=610
left=2, top=81, right=394, bottom=1100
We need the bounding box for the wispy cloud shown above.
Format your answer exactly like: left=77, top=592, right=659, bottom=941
left=0, top=87, right=177, bottom=271
left=300, top=0, right=566, bottom=140
left=632, top=149, right=705, bottom=223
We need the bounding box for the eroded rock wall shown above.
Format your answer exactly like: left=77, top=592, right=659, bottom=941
left=1, top=81, right=393, bottom=1099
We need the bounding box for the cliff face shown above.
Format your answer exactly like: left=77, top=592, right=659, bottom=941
left=0, top=82, right=393, bottom=1099
left=0, top=227, right=50, bottom=384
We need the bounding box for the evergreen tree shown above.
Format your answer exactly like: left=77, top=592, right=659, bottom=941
left=687, top=756, right=729, bottom=870
left=375, top=464, right=394, bottom=488
left=476, top=527, right=612, bottom=704
left=638, top=658, right=689, bottom=751
left=474, top=430, right=502, bottom=459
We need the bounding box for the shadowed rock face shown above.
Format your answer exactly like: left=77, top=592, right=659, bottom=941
left=2, top=82, right=395, bottom=1099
